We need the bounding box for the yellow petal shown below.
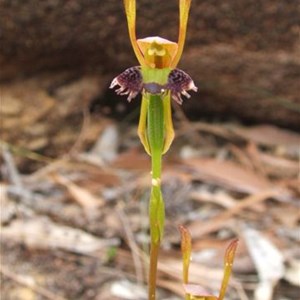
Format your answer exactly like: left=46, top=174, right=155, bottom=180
left=123, top=0, right=145, bottom=65
left=137, top=94, right=151, bottom=155
left=171, top=0, right=192, bottom=68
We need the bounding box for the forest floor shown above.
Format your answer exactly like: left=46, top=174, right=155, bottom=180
left=1, top=74, right=300, bottom=300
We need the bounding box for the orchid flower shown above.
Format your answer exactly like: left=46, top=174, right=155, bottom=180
left=110, top=0, right=197, bottom=155
left=110, top=1, right=197, bottom=299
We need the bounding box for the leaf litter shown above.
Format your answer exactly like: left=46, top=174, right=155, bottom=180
left=1, top=101, right=300, bottom=299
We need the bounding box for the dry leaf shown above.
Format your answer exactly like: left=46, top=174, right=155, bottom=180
left=54, top=174, right=104, bottom=210
left=232, top=125, right=300, bottom=149
left=1, top=217, right=120, bottom=254
left=255, top=151, right=299, bottom=177
left=112, top=148, right=150, bottom=171
left=190, top=189, right=243, bottom=209
left=184, top=159, right=272, bottom=194
left=242, top=226, right=285, bottom=300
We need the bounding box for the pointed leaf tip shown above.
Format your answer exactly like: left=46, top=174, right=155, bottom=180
left=218, top=239, right=239, bottom=300
left=179, top=225, right=192, bottom=284
left=225, top=239, right=239, bottom=266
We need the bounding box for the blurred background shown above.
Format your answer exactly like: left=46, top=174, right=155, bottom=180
left=1, top=1, right=299, bottom=299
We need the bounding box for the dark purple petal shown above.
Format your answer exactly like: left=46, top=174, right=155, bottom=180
left=110, top=66, right=143, bottom=101
left=166, top=68, right=198, bottom=104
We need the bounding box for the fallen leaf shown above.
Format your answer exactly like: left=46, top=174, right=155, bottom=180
left=232, top=125, right=300, bottom=149
left=54, top=174, right=104, bottom=210
left=254, top=151, right=299, bottom=178
left=184, top=158, right=272, bottom=194
left=112, top=148, right=150, bottom=171
left=1, top=217, right=120, bottom=254
left=242, top=226, right=285, bottom=300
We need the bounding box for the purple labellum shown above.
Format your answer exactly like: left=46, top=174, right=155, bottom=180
left=166, top=69, right=198, bottom=105
left=110, top=66, right=143, bottom=102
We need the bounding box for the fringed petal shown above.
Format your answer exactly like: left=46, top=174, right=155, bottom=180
left=166, top=68, right=198, bottom=104
left=110, top=66, right=143, bottom=101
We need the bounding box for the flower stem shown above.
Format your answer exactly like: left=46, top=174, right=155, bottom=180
left=148, top=240, right=160, bottom=300
left=147, top=94, right=165, bottom=300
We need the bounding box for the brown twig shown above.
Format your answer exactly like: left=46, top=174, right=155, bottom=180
left=116, top=205, right=145, bottom=287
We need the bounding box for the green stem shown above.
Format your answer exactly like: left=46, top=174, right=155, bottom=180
left=147, top=94, right=165, bottom=300
left=148, top=94, right=164, bottom=178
